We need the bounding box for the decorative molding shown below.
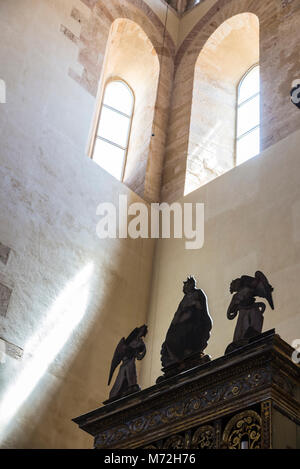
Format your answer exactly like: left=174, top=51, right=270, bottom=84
left=95, top=367, right=270, bottom=448
left=143, top=424, right=215, bottom=449
left=261, top=400, right=272, bottom=449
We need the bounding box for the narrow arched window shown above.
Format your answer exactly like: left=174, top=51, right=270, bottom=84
left=92, top=80, right=134, bottom=181
left=236, top=65, right=260, bottom=165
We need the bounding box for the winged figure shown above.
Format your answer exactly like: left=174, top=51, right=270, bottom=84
left=227, top=271, right=274, bottom=345
left=107, top=325, right=148, bottom=401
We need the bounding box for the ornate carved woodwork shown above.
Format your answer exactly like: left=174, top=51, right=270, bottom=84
left=73, top=330, right=300, bottom=449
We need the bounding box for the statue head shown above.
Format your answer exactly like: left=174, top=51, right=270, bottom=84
left=230, top=278, right=242, bottom=294
left=183, top=276, right=196, bottom=294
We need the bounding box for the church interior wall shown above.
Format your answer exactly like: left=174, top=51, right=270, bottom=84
left=0, top=0, right=299, bottom=449
left=141, top=128, right=300, bottom=388
left=0, top=0, right=156, bottom=449
left=185, top=12, right=259, bottom=195
left=161, top=0, right=300, bottom=202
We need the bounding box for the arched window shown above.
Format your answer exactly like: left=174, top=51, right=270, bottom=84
left=236, top=65, right=260, bottom=165
left=92, top=80, right=134, bottom=181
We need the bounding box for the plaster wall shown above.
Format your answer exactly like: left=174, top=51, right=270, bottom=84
left=0, top=0, right=155, bottom=449
left=141, top=128, right=300, bottom=388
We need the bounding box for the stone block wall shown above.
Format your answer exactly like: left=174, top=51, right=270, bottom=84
left=161, top=0, right=300, bottom=202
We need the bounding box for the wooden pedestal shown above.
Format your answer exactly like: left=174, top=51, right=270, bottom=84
left=73, top=330, right=300, bottom=449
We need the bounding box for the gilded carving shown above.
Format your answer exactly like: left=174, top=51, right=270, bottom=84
left=95, top=368, right=269, bottom=448
left=143, top=425, right=215, bottom=449
left=222, top=410, right=261, bottom=449
left=163, top=434, right=186, bottom=449
left=191, top=425, right=215, bottom=449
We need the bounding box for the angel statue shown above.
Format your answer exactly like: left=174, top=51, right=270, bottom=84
left=107, top=325, right=148, bottom=402
left=226, top=271, right=274, bottom=353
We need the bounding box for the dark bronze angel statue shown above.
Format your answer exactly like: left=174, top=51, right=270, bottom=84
left=107, top=325, right=148, bottom=402
left=226, top=271, right=274, bottom=348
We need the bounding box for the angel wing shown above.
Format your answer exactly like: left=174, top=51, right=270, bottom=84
left=108, top=337, right=127, bottom=386
left=125, top=325, right=148, bottom=346
left=254, top=271, right=274, bottom=310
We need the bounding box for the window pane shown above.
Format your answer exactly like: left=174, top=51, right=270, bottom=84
left=93, top=138, right=125, bottom=180
left=103, top=81, right=134, bottom=116
left=97, top=106, right=130, bottom=148
left=238, top=66, right=260, bottom=104
left=237, top=94, right=260, bottom=137
left=236, top=127, right=260, bottom=165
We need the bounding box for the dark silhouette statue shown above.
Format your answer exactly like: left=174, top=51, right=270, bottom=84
left=107, top=325, right=148, bottom=402
left=226, top=271, right=274, bottom=353
left=161, top=277, right=212, bottom=369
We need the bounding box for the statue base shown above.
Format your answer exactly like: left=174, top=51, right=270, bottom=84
left=103, top=385, right=141, bottom=405
left=225, top=329, right=275, bottom=355
left=156, top=351, right=211, bottom=384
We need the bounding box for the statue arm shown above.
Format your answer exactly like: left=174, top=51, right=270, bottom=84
left=136, top=343, right=146, bottom=361
left=227, top=296, right=239, bottom=320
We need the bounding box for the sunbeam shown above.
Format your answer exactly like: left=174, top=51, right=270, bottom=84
left=0, top=262, right=94, bottom=443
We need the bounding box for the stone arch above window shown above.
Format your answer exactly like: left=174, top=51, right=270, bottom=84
left=63, top=0, right=175, bottom=203
left=88, top=18, right=160, bottom=198
left=161, top=0, right=289, bottom=203
left=184, top=13, right=259, bottom=196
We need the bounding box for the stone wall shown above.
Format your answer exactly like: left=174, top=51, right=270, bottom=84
left=161, top=0, right=300, bottom=202
left=89, top=19, right=160, bottom=198
left=62, top=0, right=175, bottom=202
left=1, top=0, right=300, bottom=449
left=185, top=13, right=259, bottom=195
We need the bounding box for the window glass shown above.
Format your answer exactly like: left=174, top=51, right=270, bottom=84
left=236, top=65, right=260, bottom=165
left=103, top=81, right=134, bottom=116
left=93, top=80, right=134, bottom=180
left=93, top=139, right=126, bottom=181
left=97, top=106, right=131, bottom=148
left=237, top=94, right=260, bottom=137
left=238, top=66, right=260, bottom=104
left=236, top=126, right=260, bottom=165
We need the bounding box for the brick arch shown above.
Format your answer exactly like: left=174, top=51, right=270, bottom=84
left=175, top=0, right=275, bottom=72
left=67, top=0, right=175, bottom=202
left=72, top=0, right=175, bottom=97
left=161, top=0, right=286, bottom=202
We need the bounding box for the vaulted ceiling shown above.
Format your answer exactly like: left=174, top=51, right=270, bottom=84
left=165, top=0, right=200, bottom=15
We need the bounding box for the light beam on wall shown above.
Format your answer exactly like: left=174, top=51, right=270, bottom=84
left=0, top=262, right=94, bottom=444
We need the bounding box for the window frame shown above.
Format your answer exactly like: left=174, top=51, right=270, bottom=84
left=235, top=63, right=260, bottom=166
left=92, top=77, right=135, bottom=182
